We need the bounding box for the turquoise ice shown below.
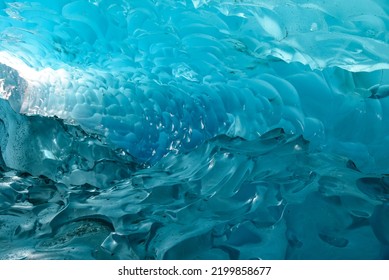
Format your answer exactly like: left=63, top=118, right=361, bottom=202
left=0, top=0, right=389, bottom=259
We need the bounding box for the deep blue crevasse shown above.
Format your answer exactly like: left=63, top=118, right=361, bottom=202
left=0, top=0, right=389, bottom=259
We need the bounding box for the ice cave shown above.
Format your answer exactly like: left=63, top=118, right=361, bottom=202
left=0, top=0, right=389, bottom=259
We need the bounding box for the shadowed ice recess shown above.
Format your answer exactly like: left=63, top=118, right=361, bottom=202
left=0, top=0, right=389, bottom=259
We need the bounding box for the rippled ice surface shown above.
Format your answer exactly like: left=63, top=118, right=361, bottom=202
left=0, top=0, right=389, bottom=259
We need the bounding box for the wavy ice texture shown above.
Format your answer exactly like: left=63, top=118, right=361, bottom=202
left=0, top=0, right=389, bottom=259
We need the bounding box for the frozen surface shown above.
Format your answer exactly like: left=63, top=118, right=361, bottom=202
left=0, top=0, right=389, bottom=259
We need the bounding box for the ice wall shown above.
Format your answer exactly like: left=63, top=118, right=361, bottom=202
left=1, top=0, right=389, bottom=166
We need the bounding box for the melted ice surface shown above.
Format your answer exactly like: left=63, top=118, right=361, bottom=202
left=0, top=0, right=389, bottom=260
left=0, top=0, right=389, bottom=165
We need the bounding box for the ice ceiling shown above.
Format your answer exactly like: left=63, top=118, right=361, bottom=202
left=0, top=0, right=389, bottom=259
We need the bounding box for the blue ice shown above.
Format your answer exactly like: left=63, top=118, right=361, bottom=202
left=0, top=0, right=389, bottom=259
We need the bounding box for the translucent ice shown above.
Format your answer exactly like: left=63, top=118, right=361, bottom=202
left=0, top=0, right=389, bottom=259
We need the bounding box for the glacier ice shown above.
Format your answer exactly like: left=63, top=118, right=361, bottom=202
left=0, top=0, right=389, bottom=259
